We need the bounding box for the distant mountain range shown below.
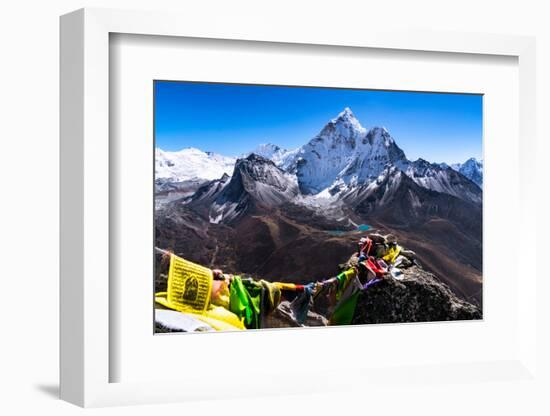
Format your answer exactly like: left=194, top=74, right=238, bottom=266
left=156, top=108, right=482, bottom=201
left=446, top=158, right=483, bottom=188
left=155, top=108, right=483, bottom=306
left=156, top=147, right=236, bottom=182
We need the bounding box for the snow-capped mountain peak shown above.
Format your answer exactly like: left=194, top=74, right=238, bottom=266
left=323, top=106, right=367, bottom=139
left=447, top=157, right=483, bottom=188
left=462, top=157, right=483, bottom=169
left=155, top=147, right=236, bottom=182
left=331, top=107, right=365, bottom=131
left=252, top=143, right=282, bottom=157
left=274, top=108, right=368, bottom=194
left=459, top=158, right=483, bottom=187
left=246, top=143, right=294, bottom=166
left=334, top=106, right=354, bottom=119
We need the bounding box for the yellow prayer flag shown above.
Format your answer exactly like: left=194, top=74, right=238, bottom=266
left=274, top=282, right=297, bottom=291
left=164, top=254, right=213, bottom=314
left=382, top=245, right=401, bottom=264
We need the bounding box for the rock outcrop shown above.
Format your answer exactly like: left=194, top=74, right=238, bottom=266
left=352, top=264, right=481, bottom=324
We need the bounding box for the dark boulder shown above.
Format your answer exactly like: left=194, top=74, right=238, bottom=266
left=352, top=265, right=481, bottom=324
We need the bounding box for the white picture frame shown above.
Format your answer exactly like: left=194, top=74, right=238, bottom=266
left=60, top=7, right=538, bottom=408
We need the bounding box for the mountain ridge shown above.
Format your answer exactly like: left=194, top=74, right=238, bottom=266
left=155, top=107, right=482, bottom=205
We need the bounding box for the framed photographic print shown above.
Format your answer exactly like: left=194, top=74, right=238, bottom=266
left=60, top=8, right=538, bottom=408
left=152, top=81, right=483, bottom=334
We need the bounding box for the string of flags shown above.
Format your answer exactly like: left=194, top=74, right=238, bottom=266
left=154, top=234, right=415, bottom=332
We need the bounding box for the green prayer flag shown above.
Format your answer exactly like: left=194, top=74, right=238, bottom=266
left=330, top=291, right=361, bottom=326
left=229, top=276, right=262, bottom=329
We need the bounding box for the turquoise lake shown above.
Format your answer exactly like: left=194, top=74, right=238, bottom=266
left=327, top=223, right=371, bottom=236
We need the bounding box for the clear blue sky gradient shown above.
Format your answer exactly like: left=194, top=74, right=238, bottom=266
left=154, top=81, right=482, bottom=164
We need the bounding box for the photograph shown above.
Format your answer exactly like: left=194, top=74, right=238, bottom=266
left=153, top=81, right=483, bottom=333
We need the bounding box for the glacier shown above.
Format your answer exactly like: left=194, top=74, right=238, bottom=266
left=155, top=147, right=236, bottom=182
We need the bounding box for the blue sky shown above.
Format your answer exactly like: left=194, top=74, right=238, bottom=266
left=154, top=81, right=482, bottom=164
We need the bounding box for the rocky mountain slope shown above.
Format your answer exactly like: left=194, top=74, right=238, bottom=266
left=405, top=159, right=482, bottom=204
left=186, top=154, right=300, bottom=224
